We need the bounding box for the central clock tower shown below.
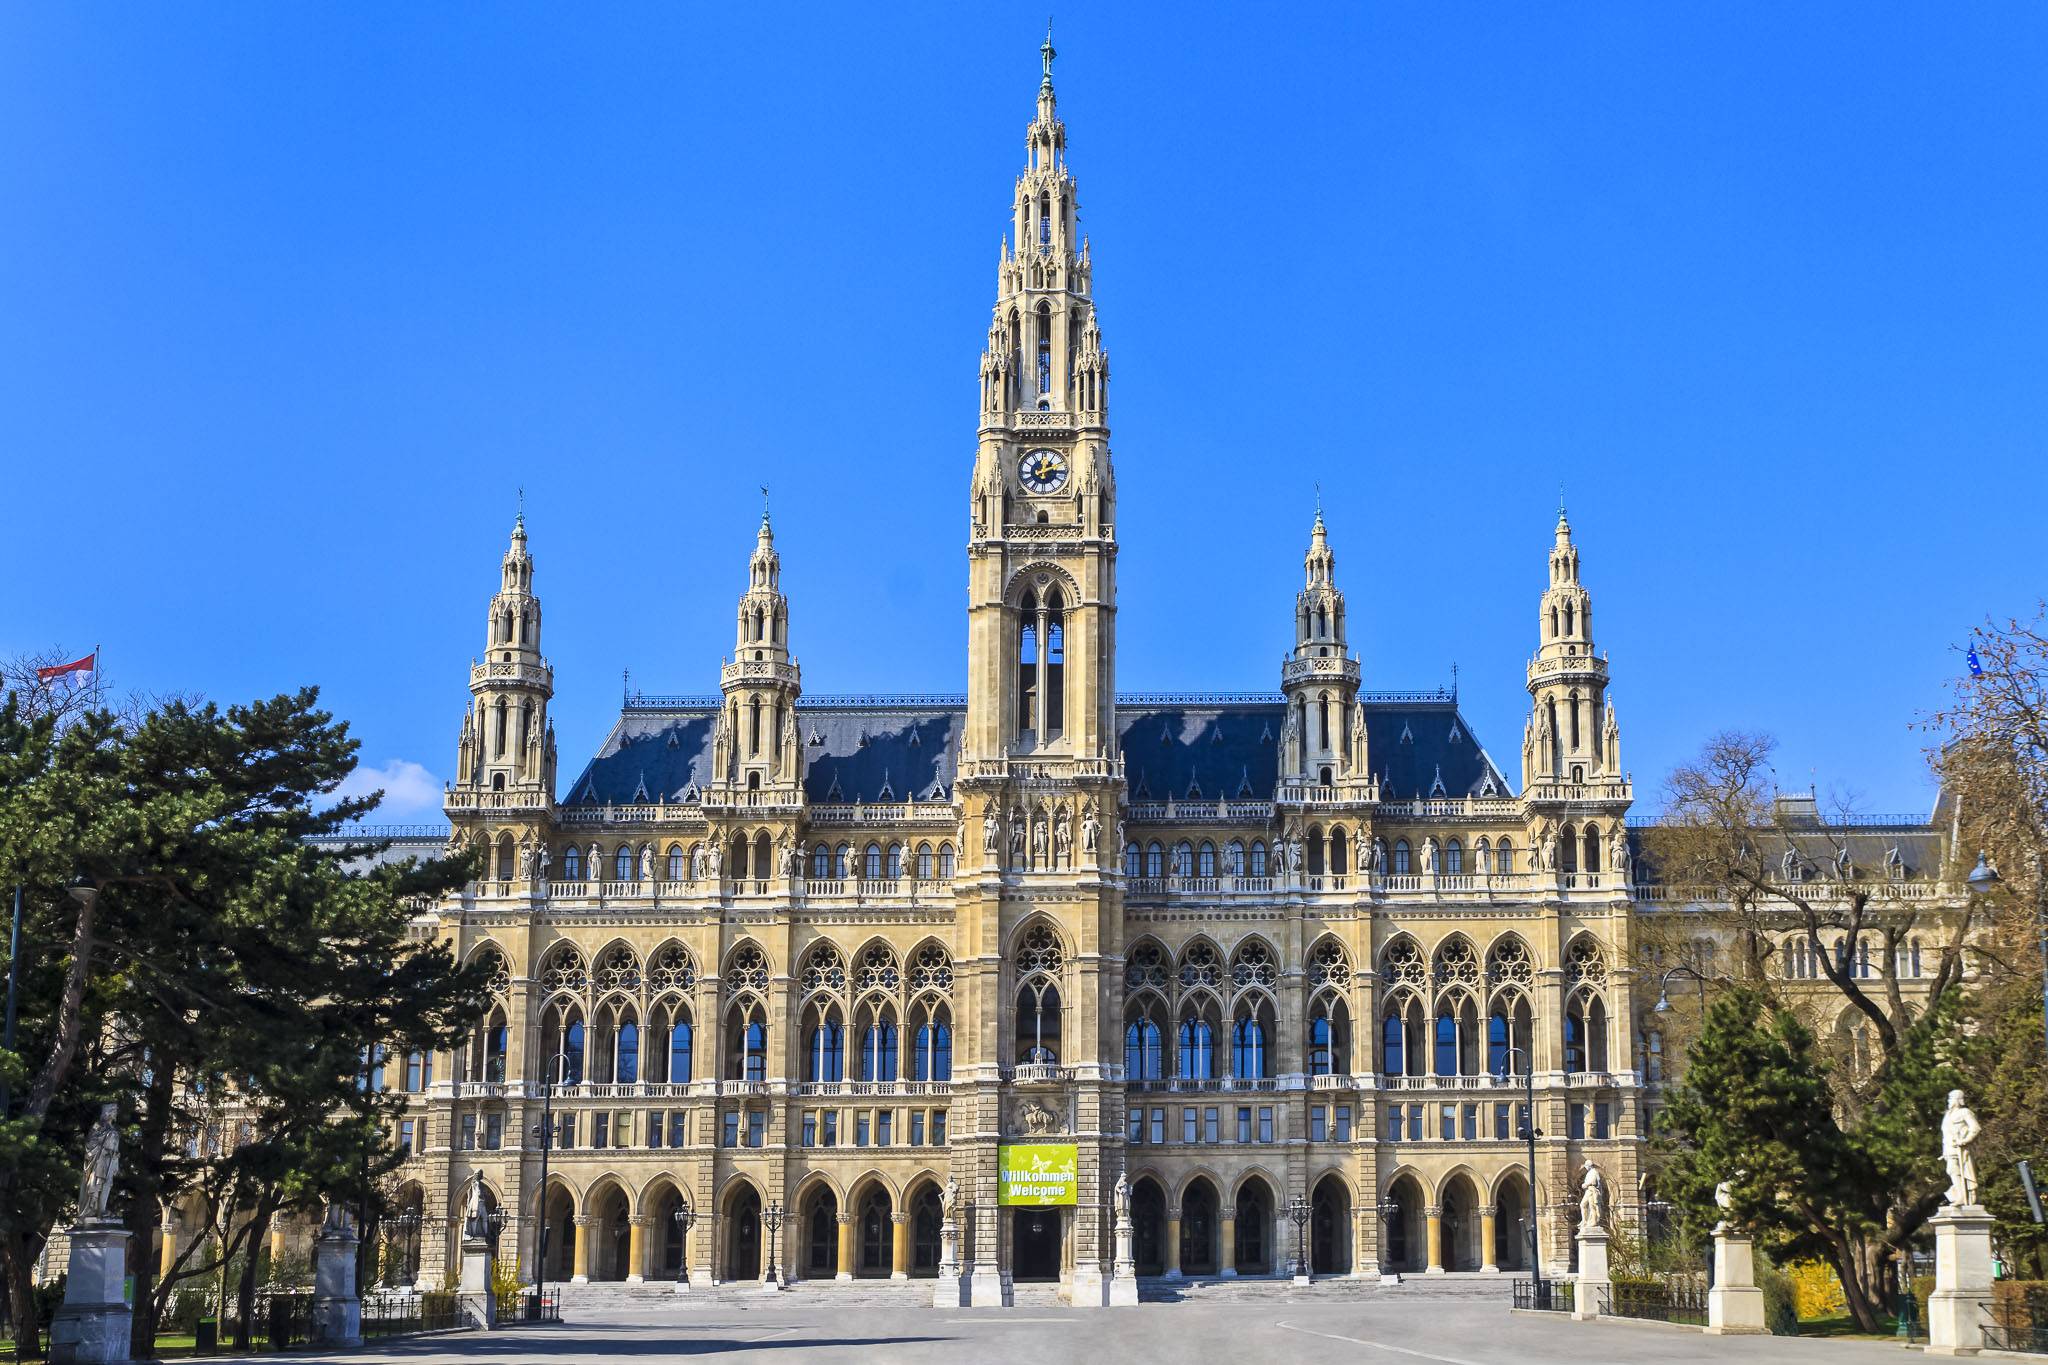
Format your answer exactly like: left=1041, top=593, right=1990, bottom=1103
left=965, top=30, right=1117, bottom=774
left=956, top=32, right=1126, bottom=1311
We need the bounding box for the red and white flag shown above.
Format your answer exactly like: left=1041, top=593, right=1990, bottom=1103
left=36, top=652, right=96, bottom=684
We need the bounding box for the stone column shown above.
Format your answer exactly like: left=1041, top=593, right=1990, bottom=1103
left=1218, top=1208, right=1238, bottom=1278
left=312, top=1219, right=363, bottom=1347
left=890, top=1213, right=910, bottom=1281
left=1928, top=1204, right=1995, bottom=1356
left=835, top=1212, right=855, bottom=1282
left=1424, top=1205, right=1444, bottom=1275
left=1705, top=1229, right=1765, bottom=1335
left=1478, top=1205, right=1498, bottom=1273
left=625, top=1215, right=648, bottom=1284
left=1572, top=1224, right=1609, bottom=1322
left=46, top=1219, right=131, bottom=1365
left=1164, top=1209, right=1183, bottom=1279
left=570, top=1215, right=591, bottom=1284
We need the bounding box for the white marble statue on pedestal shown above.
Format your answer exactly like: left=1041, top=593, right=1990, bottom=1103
left=49, top=1105, right=134, bottom=1365
left=1929, top=1089, right=1994, bottom=1355
left=1940, top=1089, right=1981, bottom=1207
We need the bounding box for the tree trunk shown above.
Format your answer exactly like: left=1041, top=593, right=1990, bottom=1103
left=232, top=1194, right=277, bottom=1352
left=1835, top=1236, right=1885, bottom=1333
left=23, top=888, right=97, bottom=1121
left=2, top=1231, right=43, bottom=1360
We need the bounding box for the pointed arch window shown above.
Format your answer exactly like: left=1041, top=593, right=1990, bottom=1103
left=1036, top=302, right=1053, bottom=394
left=1249, top=841, right=1268, bottom=878
left=562, top=845, right=581, bottom=880
left=1231, top=1007, right=1271, bottom=1080
left=1176, top=1014, right=1216, bottom=1079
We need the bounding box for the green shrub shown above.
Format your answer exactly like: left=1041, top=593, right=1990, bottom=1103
left=165, top=1287, right=211, bottom=1332
left=1756, top=1252, right=1798, bottom=1335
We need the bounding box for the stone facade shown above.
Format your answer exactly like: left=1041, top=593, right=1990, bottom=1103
left=200, top=40, right=1959, bottom=1303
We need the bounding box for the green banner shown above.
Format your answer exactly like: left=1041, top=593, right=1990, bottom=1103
left=998, top=1143, right=1078, bottom=1206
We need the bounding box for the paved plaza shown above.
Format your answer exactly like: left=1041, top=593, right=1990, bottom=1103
left=242, top=1292, right=1924, bottom=1365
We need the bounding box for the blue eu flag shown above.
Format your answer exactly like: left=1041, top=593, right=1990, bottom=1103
left=1967, top=647, right=1983, bottom=678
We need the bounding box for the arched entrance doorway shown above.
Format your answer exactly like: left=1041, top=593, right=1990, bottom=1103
left=1233, top=1177, right=1273, bottom=1275
left=648, top=1184, right=689, bottom=1281
left=1383, top=1174, right=1425, bottom=1274
left=1180, top=1178, right=1219, bottom=1276
left=907, top=1181, right=943, bottom=1277
left=590, top=1185, right=631, bottom=1281
left=1132, top=1178, right=1167, bottom=1276
left=1494, top=1174, right=1530, bottom=1272
left=1311, top=1174, right=1351, bottom=1276
left=1011, top=1207, right=1061, bottom=1282
left=1440, top=1173, right=1482, bottom=1272
left=853, top=1186, right=893, bottom=1278
left=540, top=1182, right=577, bottom=1283
left=726, top=1185, right=762, bottom=1282
left=798, top=1184, right=839, bottom=1281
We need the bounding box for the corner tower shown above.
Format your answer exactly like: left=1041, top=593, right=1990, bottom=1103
left=965, top=29, right=1117, bottom=772
left=1522, top=507, right=1623, bottom=791
left=457, top=513, right=556, bottom=796
left=713, top=508, right=804, bottom=798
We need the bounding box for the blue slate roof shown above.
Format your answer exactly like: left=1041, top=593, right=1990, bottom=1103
left=564, top=693, right=1511, bottom=807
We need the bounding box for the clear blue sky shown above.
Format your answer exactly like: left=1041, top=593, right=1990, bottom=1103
left=5, top=5, right=2044, bottom=820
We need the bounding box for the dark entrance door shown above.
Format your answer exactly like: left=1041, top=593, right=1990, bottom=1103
left=729, top=1189, right=762, bottom=1281
left=1012, top=1208, right=1060, bottom=1281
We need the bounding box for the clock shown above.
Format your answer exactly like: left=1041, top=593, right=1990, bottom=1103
left=1018, top=448, right=1069, bottom=495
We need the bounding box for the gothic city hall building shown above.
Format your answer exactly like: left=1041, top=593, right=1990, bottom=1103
left=306, top=44, right=1955, bottom=1305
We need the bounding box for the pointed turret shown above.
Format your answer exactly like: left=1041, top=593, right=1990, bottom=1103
left=716, top=502, right=804, bottom=797
left=460, top=512, right=555, bottom=794
left=1280, top=507, right=1362, bottom=789
left=1523, top=504, right=1622, bottom=794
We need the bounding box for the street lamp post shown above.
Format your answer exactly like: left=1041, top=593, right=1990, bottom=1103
left=1287, top=1195, right=1312, bottom=1283
left=1967, top=851, right=2047, bottom=1060
left=674, top=1204, right=697, bottom=1286
left=1497, top=1042, right=1544, bottom=1297
left=1650, top=963, right=1711, bottom=1017
left=529, top=1054, right=567, bottom=1302
left=1376, top=1198, right=1401, bottom=1282
left=761, top=1201, right=785, bottom=1290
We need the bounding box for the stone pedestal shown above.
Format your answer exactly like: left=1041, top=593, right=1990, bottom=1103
left=47, top=1219, right=131, bottom=1365
left=1928, top=1204, right=1994, bottom=1356
left=968, top=1265, right=1012, bottom=1307
left=1070, top=1263, right=1109, bottom=1307
left=1108, top=1216, right=1138, bottom=1306
left=312, top=1225, right=362, bottom=1347
left=457, top=1235, right=497, bottom=1330
left=1572, top=1227, right=1609, bottom=1322
left=1705, top=1231, right=1766, bottom=1335
left=932, top=1220, right=966, bottom=1308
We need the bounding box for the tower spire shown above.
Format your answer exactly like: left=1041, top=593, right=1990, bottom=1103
left=1041, top=20, right=1056, bottom=91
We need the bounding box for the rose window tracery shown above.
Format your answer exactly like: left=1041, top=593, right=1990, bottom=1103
left=1126, top=942, right=1168, bottom=994
left=1308, top=940, right=1350, bottom=989
left=801, top=944, right=847, bottom=995
left=596, top=945, right=641, bottom=994
left=650, top=945, right=696, bottom=995
left=857, top=943, right=901, bottom=994
left=541, top=946, right=587, bottom=997
left=1179, top=942, right=1222, bottom=990
left=909, top=943, right=953, bottom=995
left=1018, top=925, right=1063, bottom=978
left=726, top=943, right=769, bottom=995
left=1231, top=940, right=1277, bottom=990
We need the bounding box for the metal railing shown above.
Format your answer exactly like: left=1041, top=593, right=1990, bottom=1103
left=1986, top=1289, right=2048, bottom=1354
left=1600, top=1280, right=1707, bottom=1325
left=361, top=1290, right=471, bottom=1338
left=1512, top=1278, right=1573, bottom=1312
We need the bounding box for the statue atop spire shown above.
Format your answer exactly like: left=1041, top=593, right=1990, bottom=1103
left=1041, top=20, right=1056, bottom=91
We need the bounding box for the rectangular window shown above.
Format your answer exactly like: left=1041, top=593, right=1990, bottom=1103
left=1594, top=1102, right=1612, bottom=1140
left=1150, top=1108, right=1166, bottom=1144
left=1335, top=1105, right=1352, bottom=1142
left=1128, top=1109, right=1144, bottom=1143
left=1462, top=1103, right=1479, bottom=1142
left=856, top=1113, right=871, bottom=1148
left=1516, top=1103, right=1529, bottom=1141
left=1258, top=1106, right=1274, bottom=1143
left=398, top=1119, right=415, bottom=1156
left=747, top=1110, right=767, bottom=1148
left=405, top=1052, right=426, bottom=1093
left=1237, top=1107, right=1253, bottom=1144
left=650, top=1111, right=666, bottom=1148
left=1439, top=1104, right=1455, bottom=1140
left=1407, top=1103, right=1423, bottom=1140
left=1386, top=1107, right=1403, bottom=1142
left=484, top=1113, right=504, bottom=1150
left=1183, top=1108, right=1198, bottom=1144
left=1310, top=1106, right=1327, bottom=1143
left=1204, top=1107, right=1220, bottom=1144
left=670, top=1110, right=687, bottom=1146
left=557, top=1112, right=576, bottom=1151
left=912, top=1111, right=927, bottom=1147
left=593, top=1113, right=610, bottom=1149
left=801, top=1113, right=817, bottom=1148
left=460, top=1114, right=477, bottom=1151
left=931, top=1110, right=946, bottom=1145
left=722, top=1112, right=740, bottom=1148
left=612, top=1111, right=629, bottom=1147
left=878, top=1111, right=893, bottom=1147
left=1569, top=1103, right=1587, bottom=1141
left=822, top=1111, right=838, bottom=1147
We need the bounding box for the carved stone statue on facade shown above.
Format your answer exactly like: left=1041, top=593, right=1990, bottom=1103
left=464, top=1172, right=488, bottom=1241
left=690, top=844, right=706, bottom=881
left=941, top=1177, right=961, bottom=1223
left=1113, top=1171, right=1132, bottom=1223
left=1019, top=1100, right=1061, bottom=1136
left=521, top=837, right=539, bottom=880
left=1578, top=1160, right=1606, bottom=1229
left=777, top=837, right=795, bottom=878
left=1610, top=830, right=1630, bottom=880
left=707, top=841, right=723, bottom=877
left=1941, top=1089, right=1982, bottom=1206
left=1286, top=839, right=1303, bottom=873
left=1010, top=815, right=1026, bottom=863
left=1031, top=815, right=1048, bottom=865
left=1226, top=843, right=1243, bottom=876
left=77, top=1103, right=119, bottom=1221
left=1054, top=811, right=1072, bottom=865
left=1081, top=808, right=1100, bottom=855
left=983, top=808, right=1001, bottom=854
left=1371, top=837, right=1387, bottom=874
left=638, top=845, right=653, bottom=882
left=1422, top=838, right=1438, bottom=873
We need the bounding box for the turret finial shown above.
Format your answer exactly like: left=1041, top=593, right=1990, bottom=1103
left=1040, top=19, right=1056, bottom=89
left=514, top=486, right=526, bottom=533
left=760, top=484, right=772, bottom=529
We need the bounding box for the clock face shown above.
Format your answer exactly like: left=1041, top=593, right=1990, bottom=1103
left=1018, top=448, right=1069, bottom=495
